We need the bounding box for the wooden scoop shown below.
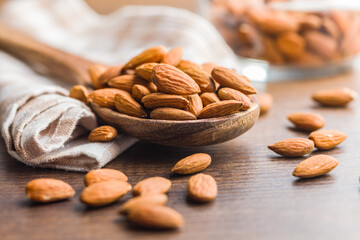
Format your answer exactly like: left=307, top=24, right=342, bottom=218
left=0, top=24, right=259, bottom=146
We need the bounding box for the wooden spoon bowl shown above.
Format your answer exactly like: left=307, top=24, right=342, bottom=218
left=0, top=24, right=259, bottom=146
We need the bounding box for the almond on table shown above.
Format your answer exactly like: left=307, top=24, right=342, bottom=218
left=84, top=169, right=128, bottom=186
left=312, top=87, right=357, bottom=107
left=118, top=194, right=168, bottom=215
left=309, top=129, right=347, bottom=150
left=171, top=153, right=212, bottom=174
left=132, top=177, right=171, bottom=196
left=268, top=138, right=314, bottom=157
left=288, top=112, right=325, bottom=131
left=258, top=93, right=273, bottom=115
left=187, top=173, right=217, bottom=202
left=292, top=154, right=338, bottom=178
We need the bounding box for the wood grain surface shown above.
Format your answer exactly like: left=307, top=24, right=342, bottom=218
left=1, top=70, right=360, bottom=240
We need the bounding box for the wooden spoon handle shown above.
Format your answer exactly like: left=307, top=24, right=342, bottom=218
left=0, top=24, right=96, bottom=85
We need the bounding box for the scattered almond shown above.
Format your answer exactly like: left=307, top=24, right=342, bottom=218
left=80, top=180, right=131, bottom=207
left=200, top=92, right=220, bottom=106
left=218, top=87, right=251, bottom=110
left=114, top=91, right=147, bottom=118
left=132, top=84, right=151, bottom=102
left=123, top=46, right=167, bottom=70
left=26, top=178, right=75, bottom=203
left=141, top=92, right=189, bottom=109
left=150, top=107, right=196, bottom=120
left=312, top=87, right=357, bottom=107
left=292, top=154, right=338, bottom=178
left=161, top=46, right=183, bottom=66
left=187, top=173, right=217, bottom=202
left=118, top=194, right=168, bottom=215
left=258, top=93, right=273, bottom=115
left=309, top=129, right=347, bottom=150
left=198, top=100, right=243, bottom=119
left=88, top=126, right=118, bottom=142
left=268, top=138, right=314, bottom=157
left=288, top=112, right=325, bottom=131
left=171, top=153, right=211, bottom=174
left=84, top=169, right=128, bottom=186
left=128, top=204, right=184, bottom=229
left=133, top=177, right=171, bottom=196
left=69, top=85, right=89, bottom=104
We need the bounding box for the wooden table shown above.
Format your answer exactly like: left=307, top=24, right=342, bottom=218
left=1, top=70, right=359, bottom=240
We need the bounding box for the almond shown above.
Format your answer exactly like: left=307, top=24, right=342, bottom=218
left=312, top=87, right=357, bottom=107
left=200, top=92, right=220, bottom=106
left=88, top=64, right=108, bottom=89
left=211, top=66, right=257, bottom=95
left=118, top=194, right=168, bottom=215
left=161, top=46, right=183, bottom=66
left=26, top=178, right=75, bottom=203
left=288, top=112, right=325, bottom=131
left=292, top=154, right=338, bottom=178
left=258, top=93, right=273, bottom=115
left=88, top=88, right=124, bottom=109
left=198, top=100, right=243, bottom=119
left=135, top=63, right=159, bottom=82
left=98, top=65, right=123, bottom=85
left=114, top=91, right=147, bottom=118
left=107, top=75, right=148, bottom=92
left=146, top=82, right=158, bottom=92
left=133, top=177, right=171, bottom=196
left=141, top=92, right=189, bottom=109
left=187, top=173, right=217, bottom=202
left=304, top=31, right=338, bottom=58
left=132, top=84, right=151, bottom=102
left=80, top=180, right=131, bottom=207
left=123, top=46, right=167, bottom=70
left=201, top=62, right=216, bottom=75
left=84, top=169, right=128, bottom=186
left=309, top=129, right=347, bottom=150
left=88, top=125, right=118, bottom=142
left=218, top=87, right=251, bottom=110
left=171, top=153, right=211, bottom=174
left=276, top=32, right=305, bottom=59
left=322, top=17, right=340, bottom=39
left=268, top=138, right=314, bottom=157
left=128, top=204, right=184, bottom=229
left=69, top=85, right=89, bottom=104
left=178, top=60, right=216, bottom=93
left=152, top=64, right=200, bottom=95
left=185, top=94, right=203, bottom=117
left=150, top=108, right=196, bottom=120
left=263, top=36, right=285, bottom=65
left=256, top=12, right=299, bottom=34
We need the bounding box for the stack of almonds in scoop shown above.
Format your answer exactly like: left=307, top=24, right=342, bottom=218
left=69, top=46, right=257, bottom=121
left=24, top=153, right=216, bottom=230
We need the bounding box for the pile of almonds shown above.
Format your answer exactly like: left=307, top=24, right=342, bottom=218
left=69, top=45, right=258, bottom=121
left=210, top=0, right=360, bottom=66
left=268, top=87, right=356, bottom=178
left=25, top=153, right=216, bottom=229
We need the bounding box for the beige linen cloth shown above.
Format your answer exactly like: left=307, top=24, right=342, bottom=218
left=0, top=0, right=237, bottom=172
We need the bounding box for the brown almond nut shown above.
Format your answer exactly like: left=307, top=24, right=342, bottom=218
left=276, top=32, right=306, bottom=59
left=309, top=129, right=347, bottom=150
left=312, top=87, right=357, bottom=107
left=200, top=92, right=220, bottom=106
left=132, top=84, right=151, bottom=102
left=84, top=169, right=128, bottom=186
left=198, top=100, right=243, bottom=119
left=187, top=173, right=217, bottom=202
left=132, top=177, right=171, bottom=196
left=185, top=94, right=203, bottom=117
left=107, top=75, right=148, bottom=92
left=114, top=91, right=147, bottom=118
left=146, top=82, right=158, bottom=92
left=88, top=88, right=124, bottom=109
left=238, top=23, right=260, bottom=45
left=80, top=180, right=131, bottom=207
left=69, top=85, right=89, bottom=104
left=201, top=62, right=217, bottom=75
left=161, top=46, right=183, bottom=66
left=88, top=126, right=118, bottom=142
left=268, top=138, right=314, bottom=157
left=256, top=12, right=299, bottom=34
left=152, top=64, right=200, bottom=95
left=178, top=60, right=216, bottom=93
left=26, top=178, right=75, bottom=203
left=141, top=93, right=189, bottom=109
left=118, top=194, right=168, bottom=215
left=263, top=36, right=285, bottom=65
left=98, top=65, right=123, bottom=85
left=150, top=108, right=196, bottom=120
left=258, top=93, right=273, bottom=115
left=135, top=63, right=159, bottom=82
left=171, top=153, right=211, bottom=174
left=128, top=204, right=184, bottom=229
left=292, top=154, right=338, bottom=178
left=288, top=112, right=325, bottom=131
left=304, top=31, right=338, bottom=59
left=211, top=66, right=257, bottom=95
left=88, top=64, right=108, bottom=89
left=218, top=87, right=251, bottom=110
left=123, top=45, right=167, bottom=70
